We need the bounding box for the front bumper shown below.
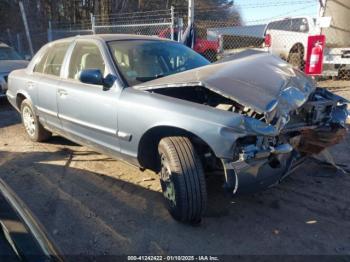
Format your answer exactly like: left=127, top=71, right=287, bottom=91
left=222, top=149, right=303, bottom=195
left=222, top=125, right=348, bottom=195
left=222, top=87, right=349, bottom=195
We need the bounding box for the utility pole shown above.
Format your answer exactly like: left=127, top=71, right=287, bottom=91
left=19, top=0, right=34, bottom=56
left=188, top=0, right=194, bottom=28
left=6, top=29, right=12, bottom=46
left=48, top=20, right=52, bottom=42
left=171, top=6, right=175, bottom=40
left=90, top=13, right=96, bottom=34
left=318, top=0, right=326, bottom=17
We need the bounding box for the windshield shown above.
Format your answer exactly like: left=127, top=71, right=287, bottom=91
left=108, top=40, right=210, bottom=86
left=0, top=47, right=23, bottom=60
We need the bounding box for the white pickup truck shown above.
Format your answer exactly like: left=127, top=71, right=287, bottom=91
left=265, top=0, right=350, bottom=77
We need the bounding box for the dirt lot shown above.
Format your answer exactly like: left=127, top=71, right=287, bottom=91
left=0, top=87, right=350, bottom=259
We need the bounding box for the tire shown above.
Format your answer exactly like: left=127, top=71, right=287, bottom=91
left=158, top=136, right=207, bottom=224
left=20, top=99, right=51, bottom=142
left=288, top=48, right=304, bottom=70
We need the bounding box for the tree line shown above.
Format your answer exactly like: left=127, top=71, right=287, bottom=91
left=0, top=0, right=238, bottom=31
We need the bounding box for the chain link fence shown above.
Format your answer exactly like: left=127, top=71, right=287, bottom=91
left=4, top=4, right=350, bottom=82
left=49, top=21, right=93, bottom=42
left=185, top=8, right=350, bottom=81
left=92, top=8, right=175, bottom=39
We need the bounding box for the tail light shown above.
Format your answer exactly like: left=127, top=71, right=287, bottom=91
left=265, top=34, right=271, bottom=47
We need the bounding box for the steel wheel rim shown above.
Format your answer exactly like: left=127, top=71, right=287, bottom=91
left=160, top=154, right=176, bottom=207
left=23, top=106, right=36, bottom=136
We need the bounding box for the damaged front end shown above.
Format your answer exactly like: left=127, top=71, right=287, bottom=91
left=134, top=51, right=349, bottom=195
left=222, top=87, right=348, bottom=194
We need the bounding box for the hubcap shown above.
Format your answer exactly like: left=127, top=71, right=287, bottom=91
left=160, top=154, right=176, bottom=207
left=23, top=106, right=36, bottom=136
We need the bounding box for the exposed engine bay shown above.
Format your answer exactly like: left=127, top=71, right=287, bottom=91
left=152, top=85, right=266, bottom=120
left=149, top=84, right=348, bottom=194
left=151, top=85, right=348, bottom=153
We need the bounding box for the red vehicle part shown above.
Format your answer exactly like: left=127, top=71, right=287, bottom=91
left=305, top=35, right=326, bottom=75
left=158, top=28, right=219, bottom=61
left=264, top=34, right=271, bottom=47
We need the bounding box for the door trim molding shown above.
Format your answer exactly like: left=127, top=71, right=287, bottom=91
left=36, top=106, right=57, bottom=117
left=59, top=114, right=117, bottom=136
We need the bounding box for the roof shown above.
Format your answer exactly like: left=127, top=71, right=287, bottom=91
left=267, top=16, right=315, bottom=24
left=50, top=34, right=170, bottom=45
left=92, top=34, right=169, bottom=42
left=207, top=24, right=267, bottom=39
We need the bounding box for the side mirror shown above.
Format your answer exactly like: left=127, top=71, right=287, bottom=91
left=79, top=69, right=104, bottom=86
left=24, top=54, right=31, bottom=61
left=79, top=69, right=115, bottom=90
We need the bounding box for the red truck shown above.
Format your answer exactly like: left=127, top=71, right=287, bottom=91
left=158, top=28, right=219, bottom=62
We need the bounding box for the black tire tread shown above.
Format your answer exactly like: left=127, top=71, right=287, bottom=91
left=158, top=136, right=207, bottom=223
left=288, top=47, right=304, bottom=70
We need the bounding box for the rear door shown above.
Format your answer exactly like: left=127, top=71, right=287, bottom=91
left=34, top=42, right=71, bottom=131
left=57, top=40, right=121, bottom=154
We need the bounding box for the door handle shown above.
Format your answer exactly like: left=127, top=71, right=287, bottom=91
left=58, top=89, right=68, bottom=96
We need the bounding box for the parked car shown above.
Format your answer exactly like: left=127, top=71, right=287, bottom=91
left=0, top=42, right=29, bottom=97
left=158, top=28, right=219, bottom=62
left=7, top=35, right=348, bottom=223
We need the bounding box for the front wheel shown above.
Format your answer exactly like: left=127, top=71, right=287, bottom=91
left=158, top=136, right=207, bottom=224
left=20, top=99, right=51, bottom=142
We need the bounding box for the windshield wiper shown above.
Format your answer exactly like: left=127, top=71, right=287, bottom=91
left=135, top=73, right=168, bottom=82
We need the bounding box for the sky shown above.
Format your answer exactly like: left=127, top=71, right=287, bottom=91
left=233, top=0, right=319, bottom=25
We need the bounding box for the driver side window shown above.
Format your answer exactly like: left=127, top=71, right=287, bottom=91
left=68, top=42, right=106, bottom=80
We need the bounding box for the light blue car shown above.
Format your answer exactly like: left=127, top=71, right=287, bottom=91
left=7, top=34, right=349, bottom=223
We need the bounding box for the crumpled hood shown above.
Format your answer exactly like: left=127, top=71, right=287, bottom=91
left=134, top=51, right=315, bottom=116
left=0, top=60, right=29, bottom=74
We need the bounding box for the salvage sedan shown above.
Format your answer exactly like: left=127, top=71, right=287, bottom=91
left=7, top=35, right=349, bottom=223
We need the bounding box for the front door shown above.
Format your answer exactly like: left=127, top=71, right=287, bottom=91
left=57, top=40, right=120, bottom=154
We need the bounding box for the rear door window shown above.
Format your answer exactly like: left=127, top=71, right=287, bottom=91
left=34, top=43, right=70, bottom=76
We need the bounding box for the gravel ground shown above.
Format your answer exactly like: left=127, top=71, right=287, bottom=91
left=317, top=80, right=350, bottom=90
left=0, top=87, right=350, bottom=259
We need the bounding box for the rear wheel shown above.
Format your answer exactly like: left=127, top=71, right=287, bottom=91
left=288, top=47, right=304, bottom=70
left=158, top=136, right=207, bottom=224
left=20, top=99, right=51, bottom=142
